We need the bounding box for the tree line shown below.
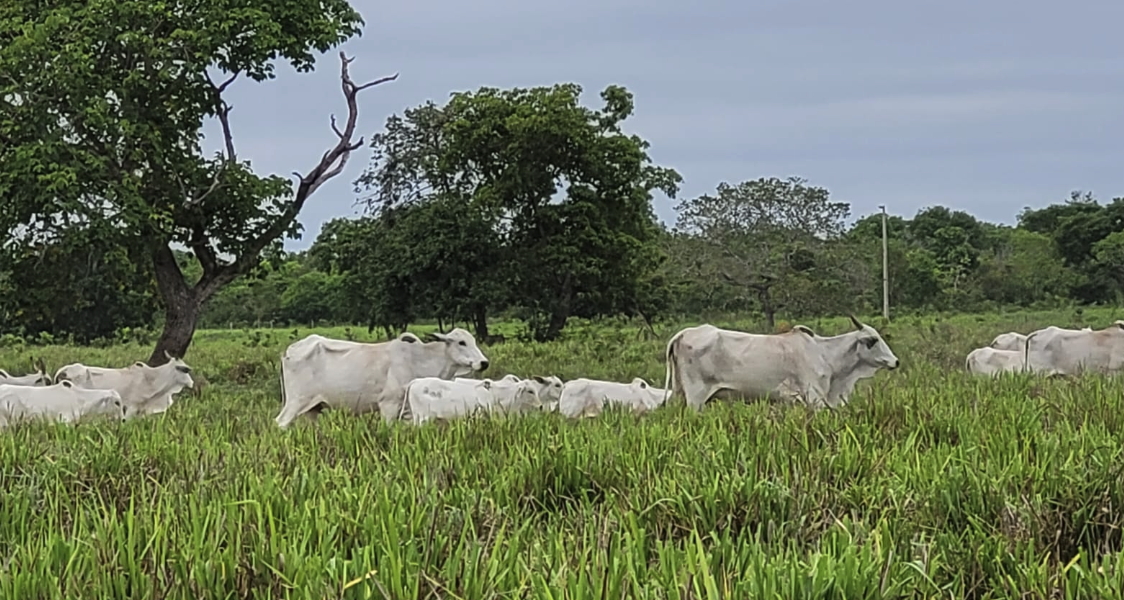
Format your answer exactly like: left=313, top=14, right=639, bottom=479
left=2, top=1, right=1121, bottom=353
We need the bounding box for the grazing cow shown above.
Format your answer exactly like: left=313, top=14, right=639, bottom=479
left=556, top=377, right=667, bottom=418
left=0, top=381, right=124, bottom=427
left=990, top=327, right=1091, bottom=351
left=401, top=376, right=542, bottom=424
left=275, top=329, right=489, bottom=428
left=663, top=315, right=900, bottom=410
left=54, top=353, right=195, bottom=418
left=966, top=347, right=1026, bottom=376
left=1024, top=322, right=1124, bottom=376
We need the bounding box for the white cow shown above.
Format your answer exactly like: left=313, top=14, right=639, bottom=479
left=459, top=374, right=564, bottom=411
left=966, top=347, right=1026, bottom=376
left=402, top=376, right=542, bottom=424
left=663, top=315, right=900, bottom=410
left=1024, top=322, right=1124, bottom=375
left=275, top=329, right=489, bottom=428
left=0, top=381, right=124, bottom=427
left=0, top=368, right=50, bottom=387
left=990, top=327, right=1091, bottom=351
left=54, top=353, right=195, bottom=418
left=556, top=377, right=667, bottom=418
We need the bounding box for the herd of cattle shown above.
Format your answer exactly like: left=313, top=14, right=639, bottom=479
left=1, top=317, right=1122, bottom=429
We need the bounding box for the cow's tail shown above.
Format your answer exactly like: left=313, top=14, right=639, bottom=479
left=662, top=330, right=683, bottom=406
left=1022, top=331, right=1037, bottom=373
left=278, top=354, right=288, bottom=406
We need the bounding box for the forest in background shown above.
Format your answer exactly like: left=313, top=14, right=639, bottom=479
left=3, top=185, right=1121, bottom=346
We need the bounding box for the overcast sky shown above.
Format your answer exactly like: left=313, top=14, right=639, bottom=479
left=202, top=0, right=1124, bottom=251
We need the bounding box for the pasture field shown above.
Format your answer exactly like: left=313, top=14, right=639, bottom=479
left=2, top=309, right=1124, bottom=599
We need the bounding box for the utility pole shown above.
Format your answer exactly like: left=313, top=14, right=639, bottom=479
left=879, top=205, right=889, bottom=320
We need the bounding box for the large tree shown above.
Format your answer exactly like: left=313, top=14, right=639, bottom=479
left=0, top=0, right=395, bottom=363
left=355, top=84, right=681, bottom=341
left=672, top=176, right=852, bottom=328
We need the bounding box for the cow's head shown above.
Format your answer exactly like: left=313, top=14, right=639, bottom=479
left=425, top=328, right=489, bottom=375
left=511, top=380, right=544, bottom=412
left=161, top=351, right=196, bottom=390
left=530, top=375, right=564, bottom=407
left=847, top=314, right=899, bottom=370
left=989, top=332, right=1025, bottom=351
left=92, top=389, right=127, bottom=421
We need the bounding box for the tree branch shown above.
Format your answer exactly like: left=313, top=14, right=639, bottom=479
left=223, top=52, right=397, bottom=277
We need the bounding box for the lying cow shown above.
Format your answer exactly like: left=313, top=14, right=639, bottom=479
left=275, top=328, right=489, bottom=428
left=556, top=377, right=667, bottom=418
left=54, top=352, right=195, bottom=418
left=459, top=374, right=565, bottom=411
left=0, top=380, right=124, bottom=427
left=663, top=315, right=899, bottom=410
left=401, top=376, right=542, bottom=425
left=1024, top=321, right=1124, bottom=375
left=990, top=327, right=1091, bottom=351
left=966, top=347, right=1026, bottom=376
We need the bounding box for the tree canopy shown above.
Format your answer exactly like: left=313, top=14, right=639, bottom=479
left=0, top=0, right=395, bottom=362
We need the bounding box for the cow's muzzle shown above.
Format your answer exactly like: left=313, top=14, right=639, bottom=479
left=887, top=359, right=900, bottom=370
left=476, top=360, right=490, bottom=372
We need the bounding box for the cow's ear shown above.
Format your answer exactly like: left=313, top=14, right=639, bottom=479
left=423, top=332, right=448, bottom=343
left=1115, top=321, right=1124, bottom=330
left=60, top=380, right=73, bottom=388
left=399, top=333, right=420, bottom=344
left=793, top=325, right=815, bottom=337
left=532, top=376, right=546, bottom=384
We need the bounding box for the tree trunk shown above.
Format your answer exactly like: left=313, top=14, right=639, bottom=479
left=149, top=245, right=201, bottom=365
left=150, top=296, right=202, bottom=364
left=758, top=286, right=776, bottom=330
left=472, top=305, right=489, bottom=340
left=538, top=276, right=572, bottom=342
left=148, top=243, right=229, bottom=365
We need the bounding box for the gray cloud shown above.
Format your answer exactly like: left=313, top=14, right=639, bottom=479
left=202, top=0, right=1124, bottom=249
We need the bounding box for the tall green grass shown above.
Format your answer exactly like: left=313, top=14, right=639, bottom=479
left=1, top=309, right=1123, bottom=598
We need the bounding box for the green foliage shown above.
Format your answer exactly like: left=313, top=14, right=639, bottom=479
left=0, top=230, right=158, bottom=342
left=3, top=309, right=1124, bottom=597
left=349, top=83, right=682, bottom=341
left=0, top=0, right=379, bottom=361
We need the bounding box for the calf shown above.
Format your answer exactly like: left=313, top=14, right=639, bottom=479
left=557, top=377, right=667, bottom=418
left=402, top=377, right=542, bottom=425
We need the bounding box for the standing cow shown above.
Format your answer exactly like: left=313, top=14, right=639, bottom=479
left=1024, top=321, right=1124, bottom=376
left=663, top=315, right=900, bottom=410
left=53, top=353, right=195, bottom=418
left=275, top=328, right=489, bottom=428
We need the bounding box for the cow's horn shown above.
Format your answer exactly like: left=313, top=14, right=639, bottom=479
left=848, top=314, right=863, bottom=330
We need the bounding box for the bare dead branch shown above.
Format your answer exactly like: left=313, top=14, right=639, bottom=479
left=221, top=52, right=396, bottom=278
left=204, top=71, right=239, bottom=161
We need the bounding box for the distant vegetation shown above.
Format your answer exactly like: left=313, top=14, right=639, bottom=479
left=3, top=187, right=1121, bottom=346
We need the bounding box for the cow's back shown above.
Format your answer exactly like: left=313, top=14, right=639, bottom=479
left=283, top=336, right=393, bottom=407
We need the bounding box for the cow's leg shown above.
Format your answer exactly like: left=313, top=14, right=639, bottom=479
left=275, top=394, right=323, bottom=428
left=378, top=397, right=404, bottom=423
left=681, top=378, right=715, bottom=411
